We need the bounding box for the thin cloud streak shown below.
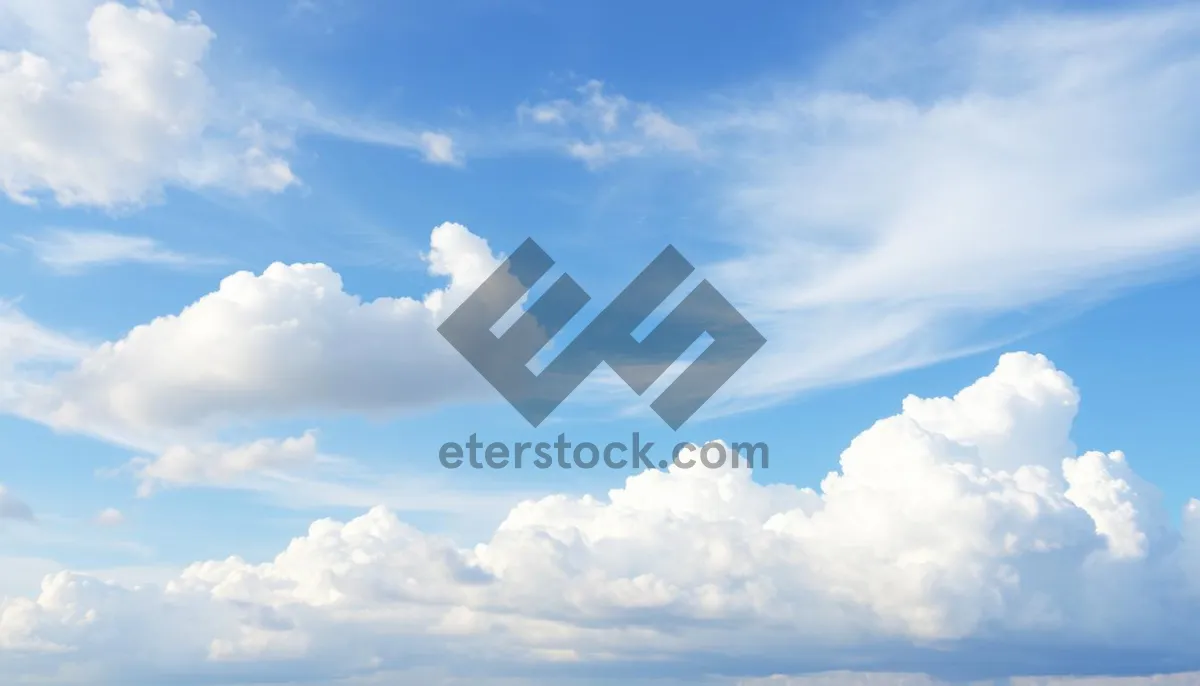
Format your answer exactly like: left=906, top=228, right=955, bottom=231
left=19, top=229, right=224, bottom=273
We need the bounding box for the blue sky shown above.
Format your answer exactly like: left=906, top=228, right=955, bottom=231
left=3, top=1, right=1200, bottom=684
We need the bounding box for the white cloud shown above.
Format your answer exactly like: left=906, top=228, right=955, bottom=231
left=254, top=86, right=470, bottom=167
left=1, top=353, right=1198, bottom=683
left=419, top=131, right=461, bottom=166
left=131, top=431, right=322, bottom=496
left=0, top=483, right=33, bottom=521
left=0, top=302, right=87, bottom=408
left=93, top=508, right=124, bottom=526
left=0, top=1, right=297, bottom=209
left=1, top=223, right=537, bottom=514
left=20, top=229, right=214, bottom=273
left=2, top=222, right=501, bottom=449
left=522, top=103, right=565, bottom=124
left=671, top=3, right=1200, bottom=417
left=634, top=109, right=699, bottom=152
left=518, top=80, right=699, bottom=167
left=0, top=1, right=482, bottom=191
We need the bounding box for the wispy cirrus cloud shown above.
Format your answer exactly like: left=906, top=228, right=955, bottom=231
left=232, top=78, right=467, bottom=166
left=616, top=2, right=1200, bottom=420
left=0, top=300, right=88, bottom=376
left=516, top=79, right=700, bottom=167
left=19, top=229, right=220, bottom=273
left=470, top=3, right=1200, bottom=424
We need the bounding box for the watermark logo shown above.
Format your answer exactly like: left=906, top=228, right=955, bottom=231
left=438, top=238, right=766, bottom=429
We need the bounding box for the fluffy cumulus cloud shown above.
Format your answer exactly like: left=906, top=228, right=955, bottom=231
left=3, top=222, right=502, bottom=449
left=2, top=353, right=1199, bottom=684
left=0, top=0, right=296, bottom=208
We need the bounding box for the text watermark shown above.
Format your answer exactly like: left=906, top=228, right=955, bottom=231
left=439, top=434, right=768, bottom=470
